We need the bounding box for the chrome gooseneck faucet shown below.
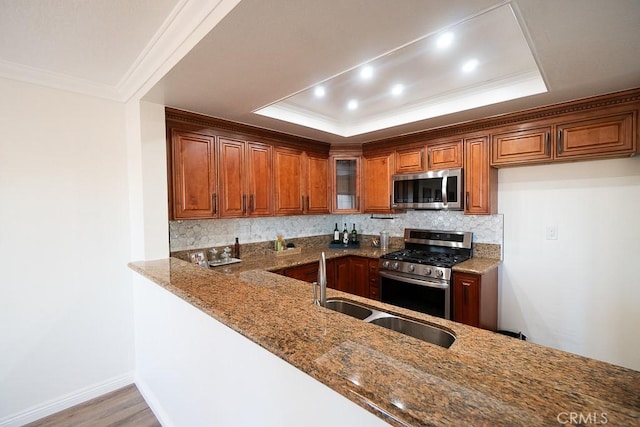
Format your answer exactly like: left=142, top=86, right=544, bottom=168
left=313, top=251, right=327, bottom=307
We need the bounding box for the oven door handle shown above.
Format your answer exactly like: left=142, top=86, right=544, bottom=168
left=379, top=271, right=449, bottom=289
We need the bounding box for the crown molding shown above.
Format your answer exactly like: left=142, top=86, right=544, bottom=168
left=0, top=0, right=240, bottom=103
left=0, top=59, right=121, bottom=101
left=117, top=0, right=241, bottom=102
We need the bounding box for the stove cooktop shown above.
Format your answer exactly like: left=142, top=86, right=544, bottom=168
left=381, top=249, right=470, bottom=268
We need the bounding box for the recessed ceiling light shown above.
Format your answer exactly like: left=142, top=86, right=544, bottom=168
left=360, top=65, right=374, bottom=79
left=462, top=58, right=479, bottom=73
left=436, top=32, right=455, bottom=49
left=347, top=99, right=359, bottom=110
left=314, top=86, right=326, bottom=97
left=391, top=84, right=404, bottom=96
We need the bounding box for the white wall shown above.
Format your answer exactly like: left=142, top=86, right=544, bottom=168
left=0, top=78, right=135, bottom=424
left=498, top=156, right=640, bottom=370
left=126, top=100, right=169, bottom=260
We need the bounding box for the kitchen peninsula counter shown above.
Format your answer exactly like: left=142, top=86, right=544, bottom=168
left=129, top=257, right=639, bottom=426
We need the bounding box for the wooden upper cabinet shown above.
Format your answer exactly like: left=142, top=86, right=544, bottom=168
left=219, top=138, right=272, bottom=218
left=247, top=142, right=273, bottom=216
left=491, top=126, right=552, bottom=166
left=555, top=112, right=635, bottom=160
left=171, top=130, right=217, bottom=219
left=363, top=153, right=393, bottom=213
left=332, top=156, right=361, bottom=213
left=464, top=136, right=497, bottom=215
left=427, top=139, right=463, bottom=170
left=305, top=154, right=330, bottom=214
left=219, top=138, right=246, bottom=218
left=274, top=147, right=304, bottom=215
left=395, top=147, right=424, bottom=173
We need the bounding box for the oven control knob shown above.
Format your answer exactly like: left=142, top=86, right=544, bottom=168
left=392, top=262, right=400, bottom=270
left=436, top=270, right=444, bottom=278
left=408, top=264, right=415, bottom=272
left=382, top=261, right=390, bottom=269
left=424, top=268, right=432, bottom=276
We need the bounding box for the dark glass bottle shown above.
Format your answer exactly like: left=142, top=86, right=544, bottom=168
left=351, top=223, right=358, bottom=243
left=234, top=237, right=240, bottom=259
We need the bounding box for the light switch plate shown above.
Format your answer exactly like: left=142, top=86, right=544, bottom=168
left=546, top=225, right=558, bottom=240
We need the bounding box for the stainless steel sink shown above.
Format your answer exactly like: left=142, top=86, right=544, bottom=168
left=369, top=315, right=456, bottom=349
left=324, top=299, right=455, bottom=348
left=324, top=299, right=374, bottom=320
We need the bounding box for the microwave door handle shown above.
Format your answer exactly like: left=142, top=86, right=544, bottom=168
left=441, top=175, right=448, bottom=207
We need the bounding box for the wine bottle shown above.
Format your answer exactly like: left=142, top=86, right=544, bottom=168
left=351, top=223, right=358, bottom=243
left=342, top=223, right=349, bottom=244
left=333, top=223, right=340, bottom=242
left=234, top=237, right=240, bottom=259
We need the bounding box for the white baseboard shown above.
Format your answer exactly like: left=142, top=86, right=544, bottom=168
left=0, top=371, right=135, bottom=427
left=134, top=375, right=173, bottom=427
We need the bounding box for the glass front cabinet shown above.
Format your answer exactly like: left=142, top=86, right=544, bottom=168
left=331, top=156, right=361, bottom=213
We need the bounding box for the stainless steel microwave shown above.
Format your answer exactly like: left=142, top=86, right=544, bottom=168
left=392, top=168, right=464, bottom=210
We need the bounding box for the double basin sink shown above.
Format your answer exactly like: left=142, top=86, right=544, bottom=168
left=324, top=299, right=455, bottom=349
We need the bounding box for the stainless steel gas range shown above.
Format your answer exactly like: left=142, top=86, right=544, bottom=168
left=378, top=228, right=472, bottom=319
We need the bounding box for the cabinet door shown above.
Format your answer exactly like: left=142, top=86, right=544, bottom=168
left=247, top=142, right=273, bottom=216
left=362, top=154, right=393, bottom=213
left=491, top=127, right=552, bottom=166
left=332, top=157, right=361, bottom=213
left=395, top=148, right=424, bottom=173
left=427, top=139, right=463, bottom=170
left=349, top=257, right=370, bottom=298
left=453, top=273, right=480, bottom=327
left=171, top=130, right=217, bottom=219
left=305, top=154, right=330, bottom=214
left=556, top=112, right=634, bottom=160
left=285, top=262, right=318, bottom=283
left=368, top=259, right=380, bottom=301
left=464, top=136, right=497, bottom=215
left=334, top=257, right=350, bottom=293
left=219, top=138, right=246, bottom=218
left=274, top=148, right=304, bottom=215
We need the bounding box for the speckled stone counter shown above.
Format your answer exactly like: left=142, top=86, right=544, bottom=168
left=129, top=256, right=639, bottom=426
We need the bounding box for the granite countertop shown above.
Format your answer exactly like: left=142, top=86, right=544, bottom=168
left=129, top=255, right=639, bottom=426
left=188, top=244, right=501, bottom=276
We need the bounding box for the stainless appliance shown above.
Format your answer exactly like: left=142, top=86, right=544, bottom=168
left=378, top=228, right=472, bottom=319
left=392, top=168, right=463, bottom=210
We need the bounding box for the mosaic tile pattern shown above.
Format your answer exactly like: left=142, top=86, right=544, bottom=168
left=169, top=211, right=504, bottom=251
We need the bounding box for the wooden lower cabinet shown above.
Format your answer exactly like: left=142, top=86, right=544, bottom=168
left=452, top=269, right=498, bottom=331
left=283, top=262, right=319, bottom=283
left=332, top=257, right=351, bottom=293
left=280, top=256, right=378, bottom=299
left=368, top=259, right=380, bottom=300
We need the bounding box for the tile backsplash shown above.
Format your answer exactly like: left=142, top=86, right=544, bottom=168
left=169, top=211, right=503, bottom=252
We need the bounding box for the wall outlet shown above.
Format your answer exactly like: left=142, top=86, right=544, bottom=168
left=546, top=225, right=558, bottom=240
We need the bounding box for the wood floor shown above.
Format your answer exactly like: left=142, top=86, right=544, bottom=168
left=25, top=384, right=160, bottom=427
